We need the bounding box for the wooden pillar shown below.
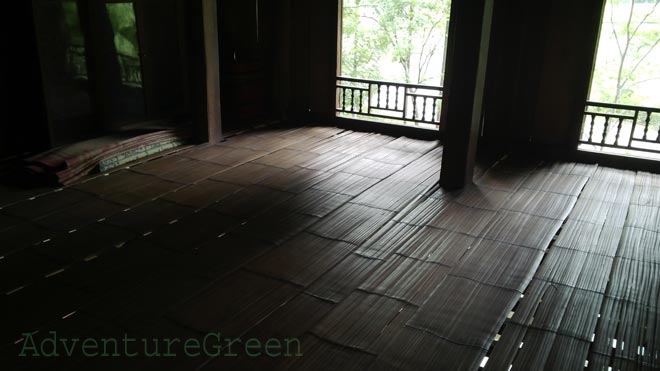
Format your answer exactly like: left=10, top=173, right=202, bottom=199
left=439, top=0, right=494, bottom=189
left=202, top=0, right=222, bottom=143
left=189, top=0, right=222, bottom=143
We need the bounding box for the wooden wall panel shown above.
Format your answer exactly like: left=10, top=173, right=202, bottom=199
left=483, top=0, right=605, bottom=155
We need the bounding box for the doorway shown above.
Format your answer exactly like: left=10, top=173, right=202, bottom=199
left=336, top=0, right=451, bottom=131
left=32, top=0, right=188, bottom=146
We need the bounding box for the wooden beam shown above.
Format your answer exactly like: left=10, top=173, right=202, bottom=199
left=439, top=0, right=494, bottom=189
left=202, top=0, right=222, bottom=143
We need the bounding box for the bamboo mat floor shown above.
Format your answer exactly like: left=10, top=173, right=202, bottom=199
left=0, top=126, right=658, bottom=370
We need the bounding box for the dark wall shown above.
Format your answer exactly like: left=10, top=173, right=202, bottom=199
left=285, top=0, right=339, bottom=123
left=139, top=0, right=189, bottom=119
left=1, top=69, right=6, bottom=158
left=531, top=0, right=605, bottom=150
left=215, top=0, right=338, bottom=126
left=483, top=0, right=605, bottom=156
left=218, top=0, right=289, bottom=128
left=2, top=1, right=50, bottom=157
left=279, top=0, right=605, bottom=152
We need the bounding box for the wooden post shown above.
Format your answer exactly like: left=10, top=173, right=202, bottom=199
left=439, top=0, right=494, bottom=189
left=202, top=0, right=222, bottom=143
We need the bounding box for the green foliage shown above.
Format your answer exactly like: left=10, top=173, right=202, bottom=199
left=590, top=0, right=660, bottom=107
left=62, top=1, right=84, bottom=45
left=341, top=0, right=387, bottom=80
left=106, top=3, right=140, bottom=58
left=340, top=0, right=450, bottom=84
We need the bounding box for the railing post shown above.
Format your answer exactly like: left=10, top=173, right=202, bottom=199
left=402, top=88, right=408, bottom=120
left=629, top=110, right=639, bottom=147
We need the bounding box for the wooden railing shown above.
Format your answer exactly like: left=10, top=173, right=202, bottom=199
left=117, top=53, right=143, bottom=87
left=66, top=45, right=88, bottom=80
left=580, top=101, right=660, bottom=156
left=336, top=76, right=442, bottom=129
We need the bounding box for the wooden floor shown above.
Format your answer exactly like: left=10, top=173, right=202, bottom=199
left=1, top=126, right=658, bottom=370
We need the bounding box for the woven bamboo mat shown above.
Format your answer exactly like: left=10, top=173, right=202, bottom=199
left=370, top=326, right=485, bottom=370
left=210, top=162, right=284, bottom=185
left=308, top=203, right=395, bottom=245
left=234, top=209, right=319, bottom=245
left=305, top=253, right=383, bottom=303
left=208, top=185, right=293, bottom=219
left=253, top=149, right=319, bottom=169
left=311, top=172, right=380, bottom=197
left=311, top=292, right=409, bottom=350
left=161, top=180, right=241, bottom=209
left=246, top=233, right=354, bottom=287
left=258, top=166, right=331, bottom=193
left=3, top=127, right=660, bottom=370
left=335, top=157, right=404, bottom=179
left=32, top=198, right=125, bottom=233
left=133, top=156, right=230, bottom=184
left=352, top=179, right=429, bottom=212
left=179, top=144, right=267, bottom=166
left=358, top=255, right=450, bottom=306
left=484, top=167, right=660, bottom=371
left=275, top=189, right=351, bottom=218
left=169, top=269, right=288, bottom=332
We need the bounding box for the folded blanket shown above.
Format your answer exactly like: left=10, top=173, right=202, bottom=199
left=23, top=126, right=190, bottom=185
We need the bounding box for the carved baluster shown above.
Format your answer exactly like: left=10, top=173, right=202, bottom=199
left=412, top=96, right=417, bottom=120
left=615, top=117, right=623, bottom=146
left=394, top=86, right=400, bottom=111
left=340, top=88, right=345, bottom=111
left=385, top=85, right=391, bottom=109
left=587, top=114, right=595, bottom=143
left=602, top=116, right=610, bottom=144
left=432, top=98, right=439, bottom=122
left=421, top=97, right=428, bottom=121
